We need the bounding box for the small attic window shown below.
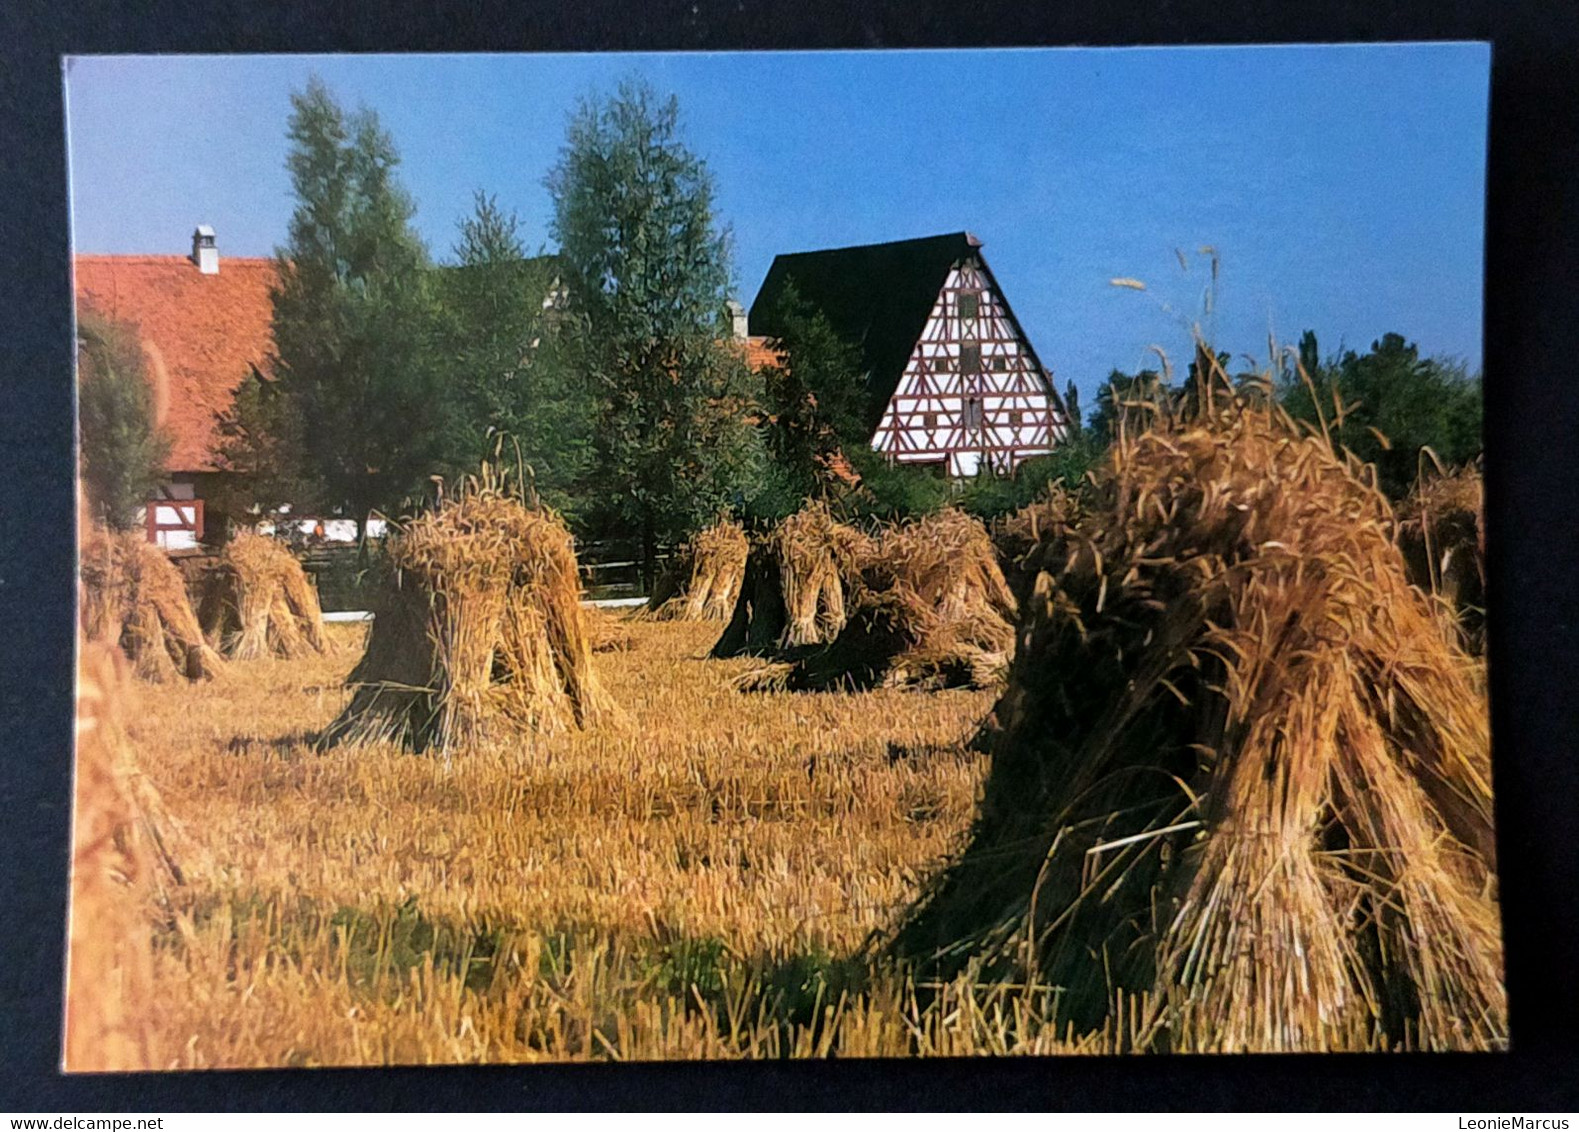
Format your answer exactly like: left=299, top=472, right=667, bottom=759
left=958, top=292, right=980, bottom=320
left=960, top=343, right=981, bottom=373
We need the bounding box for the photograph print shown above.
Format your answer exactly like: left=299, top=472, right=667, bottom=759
left=64, top=44, right=1497, bottom=1069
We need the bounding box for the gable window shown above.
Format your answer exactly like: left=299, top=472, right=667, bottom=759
left=1008, top=409, right=1022, bottom=427
left=960, top=343, right=981, bottom=374
left=923, top=411, right=939, bottom=430
left=991, top=354, right=1010, bottom=372
left=964, top=398, right=983, bottom=431
left=958, top=292, right=980, bottom=320
left=934, top=353, right=953, bottom=372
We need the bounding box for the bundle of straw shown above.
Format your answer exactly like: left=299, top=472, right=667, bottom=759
left=65, top=635, right=185, bottom=1070
left=80, top=528, right=225, bottom=682
left=778, top=501, right=873, bottom=647
left=712, top=502, right=874, bottom=658
left=785, top=509, right=1018, bottom=691
left=710, top=533, right=790, bottom=658
left=646, top=517, right=750, bottom=621
left=201, top=532, right=326, bottom=659
left=321, top=483, right=614, bottom=753
left=892, top=406, right=1503, bottom=1052
left=992, top=485, right=1087, bottom=603
left=1396, top=463, right=1485, bottom=654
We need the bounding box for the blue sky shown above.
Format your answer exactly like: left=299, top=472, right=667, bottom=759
left=64, top=46, right=1489, bottom=407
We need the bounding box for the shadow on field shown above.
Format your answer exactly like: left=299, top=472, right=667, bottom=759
left=883, top=739, right=970, bottom=766
left=224, top=733, right=318, bottom=758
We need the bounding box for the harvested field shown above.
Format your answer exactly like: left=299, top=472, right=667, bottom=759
left=68, top=480, right=1502, bottom=1063
left=72, top=616, right=1054, bottom=1067
left=64, top=423, right=1499, bottom=1064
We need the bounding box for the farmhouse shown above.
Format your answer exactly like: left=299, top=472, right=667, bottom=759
left=75, top=228, right=276, bottom=548
left=75, top=229, right=781, bottom=547
left=749, top=231, right=1071, bottom=477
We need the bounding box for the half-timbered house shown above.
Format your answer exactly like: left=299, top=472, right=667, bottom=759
left=749, top=231, right=1069, bottom=477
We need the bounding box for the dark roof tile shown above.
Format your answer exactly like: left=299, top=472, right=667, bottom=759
left=748, top=232, right=976, bottom=431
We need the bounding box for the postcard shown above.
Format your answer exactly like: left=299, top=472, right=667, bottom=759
left=64, top=45, right=1496, bottom=1070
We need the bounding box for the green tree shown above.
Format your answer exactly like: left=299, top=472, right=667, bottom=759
left=1062, top=380, right=1082, bottom=439
left=212, top=366, right=316, bottom=526
left=76, top=312, right=172, bottom=530
left=753, top=281, right=977, bottom=524
left=547, top=78, right=764, bottom=587
left=248, top=75, right=444, bottom=535
left=1087, top=368, right=1171, bottom=449
left=838, top=448, right=952, bottom=522
left=957, top=438, right=1101, bottom=521
left=1280, top=331, right=1483, bottom=498
left=753, top=281, right=869, bottom=509
left=432, top=191, right=594, bottom=517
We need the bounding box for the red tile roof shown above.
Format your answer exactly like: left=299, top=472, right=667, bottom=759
left=742, top=335, right=784, bottom=371
left=74, top=255, right=277, bottom=474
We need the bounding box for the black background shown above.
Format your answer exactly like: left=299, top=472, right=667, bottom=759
left=2, top=0, right=1576, bottom=1111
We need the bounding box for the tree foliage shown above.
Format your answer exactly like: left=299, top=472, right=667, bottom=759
left=76, top=312, right=172, bottom=531
left=212, top=365, right=316, bottom=523
left=752, top=281, right=982, bottom=524
left=957, top=423, right=1100, bottom=521
left=1279, top=331, right=1482, bottom=499
left=760, top=282, right=869, bottom=463
left=234, top=75, right=445, bottom=532
left=1087, top=368, right=1172, bottom=449
left=837, top=447, right=952, bottom=523
left=547, top=78, right=764, bottom=582
left=749, top=281, right=870, bottom=516
left=431, top=192, right=593, bottom=518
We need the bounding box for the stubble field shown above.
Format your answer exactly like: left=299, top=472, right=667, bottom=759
left=111, top=614, right=1089, bottom=1067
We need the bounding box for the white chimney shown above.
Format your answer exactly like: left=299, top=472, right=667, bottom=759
left=725, top=299, right=748, bottom=340
left=191, top=224, right=218, bottom=275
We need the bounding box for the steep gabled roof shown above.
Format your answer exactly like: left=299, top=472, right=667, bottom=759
left=748, top=231, right=979, bottom=431
left=74, top=255, right=278, bottom=474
